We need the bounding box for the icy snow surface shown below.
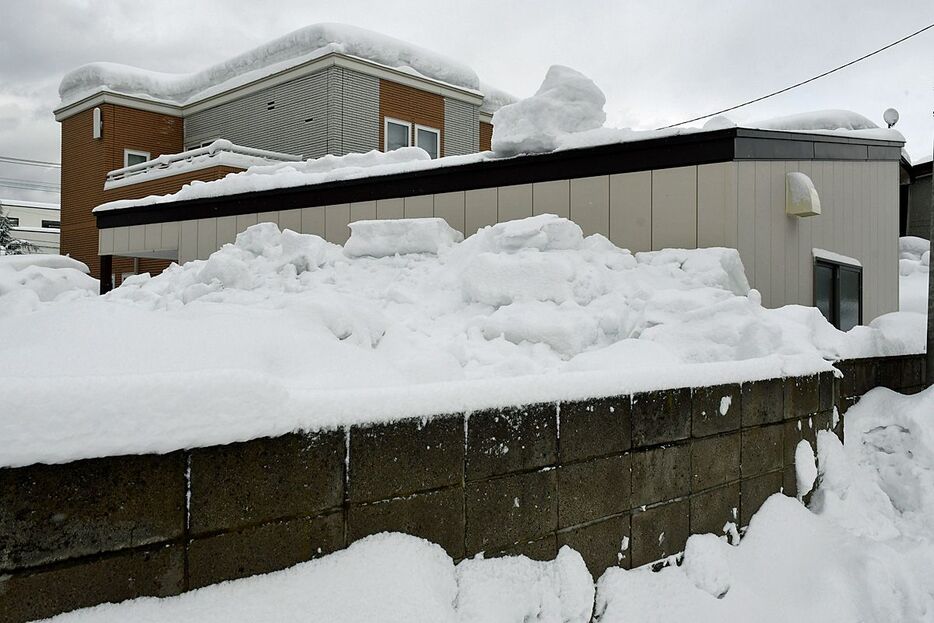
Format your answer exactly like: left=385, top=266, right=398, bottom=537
left=37, top=383, right=934, bottom=623
left=0, top=216, right=922, bottom=466
left=59, top=23, right=480, bottom=108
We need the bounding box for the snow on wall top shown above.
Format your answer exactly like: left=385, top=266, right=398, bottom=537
left=58, top=23, right=481, bottom=108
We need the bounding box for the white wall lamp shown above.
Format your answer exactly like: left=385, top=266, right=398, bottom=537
left=786, top=172, right=821, bottom=217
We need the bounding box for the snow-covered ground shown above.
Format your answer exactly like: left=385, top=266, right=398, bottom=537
left=37, top=385, right=934, bottom=623
left=900, top=236, right=929, bottom=314
left=0, top=216, right=922, bottom=467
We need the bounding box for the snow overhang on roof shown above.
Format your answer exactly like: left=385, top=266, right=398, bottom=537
left=55, top=23, right=492, bottom=121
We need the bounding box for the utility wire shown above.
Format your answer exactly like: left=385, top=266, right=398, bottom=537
left=0, top=155, right=61, bottom=168
left=657, top=22, right=934, bottom=130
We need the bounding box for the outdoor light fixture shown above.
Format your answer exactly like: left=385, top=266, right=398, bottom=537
left=883, top=108, right=899, bottom=128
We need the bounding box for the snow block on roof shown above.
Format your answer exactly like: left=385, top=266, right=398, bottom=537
left=344, top=218, right=464, bottom=258
left=59, top=23, right=481, bottom=107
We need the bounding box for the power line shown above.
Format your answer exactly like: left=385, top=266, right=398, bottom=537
left=657, top=22, right=934, bottom=130
left=0, top=155, right=61, bottom=168
left=0, top=178, right=61, bottom=193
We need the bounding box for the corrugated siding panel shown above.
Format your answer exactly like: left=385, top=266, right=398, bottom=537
left=443, top=98, right=478, bottom=156
left=184, top=70, right=330, bottom=159
left=340, top=69, right=380, bottom=156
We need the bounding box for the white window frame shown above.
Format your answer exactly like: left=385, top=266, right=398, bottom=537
left=414, top=124, right=441, bottom=159
left=124, top=148, right=150, bottom=168
left=384, top=117, right=412, bottom=152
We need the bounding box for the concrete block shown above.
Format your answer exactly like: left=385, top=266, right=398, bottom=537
left=465, top=469, right=557, bottom=555
left=740, top=471, right=783, bottom=526
left=558, top=454, right=630, bottom=528
left=692, top=384, right=741, bottom=437
left=741, top=424, right=784, bottom=477
left=818, top=370, right=838, bottom=412
left=466, top=403, right=557, bottom=480
left=740, top=379, right=783, bottom=427
left=491, top=534, right=558, bottom=562
left=349, top=415, right=463, bottom=503
left=783, top=465, right=797, bottom=499
left=690, top=483, right=739, bottom=537
left=630, top=500, right=689, bottom=568
left=0, top=543, right=183, bottom=623
left=557, top=514, right=631, bottom=575
left=189, top=431, right=344, bottom=536
left=691, top=432, right=740, bottom=492
left=783, top=375, right=820, bottom=418
left=631, top=444, right=691, bottom=507
left=630, top=388, right=691, bottom=447
left=188, top=512, right=343, bottom=589
left=838, top=359, right=878, bottom=398
left=348, top=487, right=465, bottom=559
left=0, top=453, right=185, bottom=571
left=783, top=418, right=817, bottom=468
left=559, top=396, right=630, bottom=462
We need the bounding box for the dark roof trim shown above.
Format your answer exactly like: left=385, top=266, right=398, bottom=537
left=96, top=128, right=904, bottom=229
left=911, top=159, right=933, bottom=179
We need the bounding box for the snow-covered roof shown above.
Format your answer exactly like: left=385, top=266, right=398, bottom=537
left=59, top=23, right=483, bottom=109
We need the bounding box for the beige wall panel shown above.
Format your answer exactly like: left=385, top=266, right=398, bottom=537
left=465, top=187, right=498, bottom=235
left=161, top=222, right=180, bottom=252
left=795, top=162, right=815, bottom=307
left=349, top=201, right=377, bottom=224
left=300, top=207, right=325, bottom=237
left=754, top=162, right=772, bottom=306
left=325, top=204, right=351, bottom=245
left=533, top=180, right=570, bottom=218
left=498, top=184, right=533, bottom=223
left=236, top=213, right=258, bottom=237
left=216, top=215, right=237, bottom=247
left=770, top=161, right=790, bottom=307
left=279, top=208, right=302, bottom=233
left=736, top=162, right=756, bottom=286
left=179, top=220, right=198, bottom=264
left=570, top=175, right=610, bottom=237
left=128, top=225, right=145, bottom=252
left=696, top=163, right=738, bottom=250
left=609, top=171, right=652, bottom=253
left=404, top=195, right=434, bottom=218
left=883, top=162, right=900, bottom=315
left=833, top=161, right=846, bottom=251
left=112, top=227, right=129, bottom=254
left=376, top=198, right=404, bottom=220
left=144, top=224, right=161, bottom=251
left=651, top=166, right=697, bottom=251
left=99, top=228, right=114, bottom=254
left=257, top=211, right=279, bottom=225
left=196, top=218, right=217, bottom=260
left=434, top=191, right=465, bottom=234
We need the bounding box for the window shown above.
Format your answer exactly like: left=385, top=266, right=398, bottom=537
left=814, top=257, right=862, bottom=331
left=384, top=118, right=411, bottom=152
left=5, top=217, right=18, bottom=227
left=415, top=124, right=440, bottom=159
left=41, top=220, right=60, bottom=229
left=124, top=149, right=150, bottom=168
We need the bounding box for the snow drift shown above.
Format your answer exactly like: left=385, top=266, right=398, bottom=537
left=0, top=254, right=97, bottom=316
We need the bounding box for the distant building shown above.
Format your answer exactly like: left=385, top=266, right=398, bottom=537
left=0, top=198, right=60, bottom=254
left=901, top=155, right=933, bottom=238
left=53, top=24, right=511, bottom=284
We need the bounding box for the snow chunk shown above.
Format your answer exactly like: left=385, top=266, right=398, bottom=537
left=491, top=65, right=606, bottom=156
left=795, top=439, right=818, bottom=499
left=455, top=546, right=594, bottom=623
left=60, top=23, right=480, bottom=107
left=344, top=218, right=463, bottom=258
left=681, top=533, right=732, bottom=598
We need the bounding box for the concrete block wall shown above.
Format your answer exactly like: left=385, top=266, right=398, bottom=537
left=0, top=354, right=924, bottom=622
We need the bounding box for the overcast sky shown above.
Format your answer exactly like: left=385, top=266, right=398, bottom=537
left=1, top=0, right=932, bottom=203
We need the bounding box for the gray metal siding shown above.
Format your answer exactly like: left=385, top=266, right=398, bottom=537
left=443, top=98, right=479, bottom=156
left=339, top=69, right=380, bottom=156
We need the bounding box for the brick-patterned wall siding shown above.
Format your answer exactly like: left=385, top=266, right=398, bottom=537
left=378, top=79, right=445, bottom=155
left=101, top=166, right=244, bottom=285
left=0, top=354, right=923, bottom=622
left=60, top=105, right=183, bottom=279
left=479, top=121, right=493, bottom=152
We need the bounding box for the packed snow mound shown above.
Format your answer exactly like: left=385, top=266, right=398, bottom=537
left=492, top=65, right=607, bottom=156
left=898, top=236, right=928, bottom=313
left=43, top=533, right=594, bottom=623
left=345, top=218, right=463, bottom=258
left=0, top=254, right=97, bottom=315
left=60, top=23, right=480, bottom=107
left=0, top=216, right=923, bottom=465
left=750, top=109, right=879, bottom=132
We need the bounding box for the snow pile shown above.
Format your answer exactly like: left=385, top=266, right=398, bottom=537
left=0, top=216, right=924, bottom=466
left=59, top=23, right=479, bottom=108
left=41, top=534, right=593, bottom=623
left=491, top=65, right=607, bottom=156
left=0, top=254, right=97, bottom=316
left=704, top=109, right=905, bottom=143
left=899, top=236, right=929, bottom=313
left=595, top=387, right=934, bottom=622
left=345, top=217, right=463, bottom=258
